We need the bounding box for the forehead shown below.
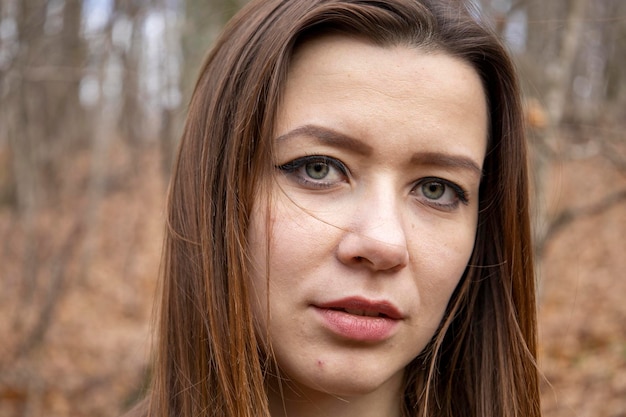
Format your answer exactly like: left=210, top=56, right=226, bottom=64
left=285, top=34, right=485, bottom=110
left=277, top=34, right=488, bottom=158
left=292, top=32, right=476, bottom=79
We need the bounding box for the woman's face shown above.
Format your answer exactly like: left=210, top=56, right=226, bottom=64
left=248, top=35, right=488, bottom=408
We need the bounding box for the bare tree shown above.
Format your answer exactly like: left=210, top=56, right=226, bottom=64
left=0, top=0, right=88, bottom=363
left=479, top=0, right=626, bottom=280
left=116, top=0, right=146, bottom=146
left=158, top=0, right=248, bottom=179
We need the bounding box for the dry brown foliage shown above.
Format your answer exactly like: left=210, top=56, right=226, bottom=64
left=0, top=132, right=624, bottom=417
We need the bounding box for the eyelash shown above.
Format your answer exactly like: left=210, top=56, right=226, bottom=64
left=276, top=155, right=348, bottom=188
left=276, top=155, right=469, bottom=209
left=413, top=177, right=469, bottom=210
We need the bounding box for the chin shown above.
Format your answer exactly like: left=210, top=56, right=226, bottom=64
left=320, top=380, right=394, bottom=397
left=280, top=365, right=406, bottom=400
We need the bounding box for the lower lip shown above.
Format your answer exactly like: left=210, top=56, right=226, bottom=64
left=314, top=307, right=399, bottom=342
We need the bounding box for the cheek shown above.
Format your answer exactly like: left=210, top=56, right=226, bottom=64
left=247, top=204, right=272, bottom=329
left=411, top=220, right=476, bottom=309
left=246, top=200, right=307, bottom=318
left=263, top=195, right=337, bottom=271
left=422, top=253, right=468, bottom=309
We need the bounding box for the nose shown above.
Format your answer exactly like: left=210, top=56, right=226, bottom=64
left=336, top=193, right=410, bottom=272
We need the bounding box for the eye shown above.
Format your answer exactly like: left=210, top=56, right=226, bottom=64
left=276, top=155, right=348, bottom=188
left=305, top=160, right=330, bottom=180
left=422, top=181, right=446, bottom=200
left=414, top=177, right=468, bottom=210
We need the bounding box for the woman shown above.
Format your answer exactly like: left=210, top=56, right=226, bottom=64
left=133, top=1, right=540, bottom=416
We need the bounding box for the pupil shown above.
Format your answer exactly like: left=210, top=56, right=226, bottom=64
left=423, top=182, right=444, bottom=199
left=306, top=162, right=329, bottom=179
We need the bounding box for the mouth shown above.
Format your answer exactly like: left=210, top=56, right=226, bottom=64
left=313, top=297, right=402, bottom=342
left=329, top=307, right=391, bottom=318
left=316, top=297, right=403, bottom=320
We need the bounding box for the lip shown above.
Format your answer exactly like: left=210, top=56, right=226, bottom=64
left=316, top=297, right=404, bottom=319
left=313, top=297, right=403, bottom=342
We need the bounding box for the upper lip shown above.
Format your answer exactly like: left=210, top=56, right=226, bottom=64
left=315, top=296, right=404, bottom=320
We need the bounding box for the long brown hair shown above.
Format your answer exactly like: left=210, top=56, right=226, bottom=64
left=137, top=1, right=540, bottom=416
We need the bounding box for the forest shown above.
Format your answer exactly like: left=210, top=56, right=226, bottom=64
left=0, top=0, right=625, bottom=416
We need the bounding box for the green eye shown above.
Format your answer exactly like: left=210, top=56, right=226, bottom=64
left=422, top=181, right=445, bottom=199
left=412, top=177, right=469, bottom=211
left=305, top=162, right=330, bottom=180
left=276, top=155, right=348, bottom=189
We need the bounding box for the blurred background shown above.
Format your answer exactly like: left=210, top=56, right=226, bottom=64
left=0, top=0, right=624, bottom=416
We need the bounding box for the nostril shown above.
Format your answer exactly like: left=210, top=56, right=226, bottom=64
left=337, top=230, right=409, bottom=272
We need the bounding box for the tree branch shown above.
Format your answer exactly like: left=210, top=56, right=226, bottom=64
left=536, top=188, right=626, bottom=257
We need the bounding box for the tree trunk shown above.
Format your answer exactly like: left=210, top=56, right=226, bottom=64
left=117, top=0, right=145, bottom=146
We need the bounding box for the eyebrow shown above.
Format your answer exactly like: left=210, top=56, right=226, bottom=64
left=274, top=124, right=374, bottom=156
left=410, top=152, right=483, bottom=178
left=275, top=123, right=483, bottom=177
